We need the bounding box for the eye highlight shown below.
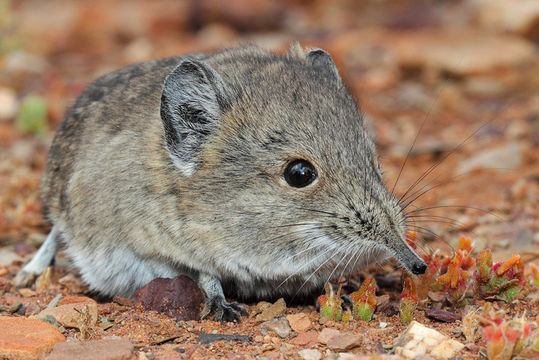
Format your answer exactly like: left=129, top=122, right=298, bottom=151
left=283, top=159, right=318, bottom=188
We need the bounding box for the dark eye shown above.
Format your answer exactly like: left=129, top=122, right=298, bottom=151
left=284, top=159, right=318, bottom=188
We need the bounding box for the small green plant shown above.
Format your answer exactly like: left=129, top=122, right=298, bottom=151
left=474, top=249, right=526, bottom=302
left=317, top=235, right=533, bottom=325
left=399, top=277, right=418, bottom=323
left=436, top=237, right=475, bottom=307
left=317, top=284, right=347, bottom=322
left=478, top=307, right=539, bottom=360
left=406, top=231, right=444, bottom=300
left=350, top=277, right=376, bottom=321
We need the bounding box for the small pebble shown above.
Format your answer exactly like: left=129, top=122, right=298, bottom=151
left=318, top=328, right=341, bottom=344
left=326, top=334, right=362, bottom=351
left=18, top=288, right=35, bottom=297
left=255, top=298, right=287, bottom=323
left=286, top=313, right=312, bottom=333
left=298, top=348, right=322, bottom=360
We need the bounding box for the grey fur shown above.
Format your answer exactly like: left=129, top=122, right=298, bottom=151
left=17, top=45, right=425, bottom=321
left=306, top=48, right=341, bottom=80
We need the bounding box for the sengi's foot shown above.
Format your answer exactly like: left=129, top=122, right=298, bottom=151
left=202, top=295, right=248, bottom=322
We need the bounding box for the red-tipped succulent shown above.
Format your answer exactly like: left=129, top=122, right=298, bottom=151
left=474, top=249, right=526, bottom=302
left=418, top=251, right=444, bottom=300
left=317, top=284, right=345, bottom=322
left=399, top=277, right=418, bottom=323
left=350, top=277, right=377, bottom=321
left=437, top=239, right=475, bottom=306
left=481, top=313, right=539, bottom=360
left=404, top=231, right=443, bottom=299
left=483, top=321, right=522, bottom=360
left=457, top=237, right=475, bottom=269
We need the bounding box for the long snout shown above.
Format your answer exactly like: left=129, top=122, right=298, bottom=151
left=386, top=236, right=426, bottom=275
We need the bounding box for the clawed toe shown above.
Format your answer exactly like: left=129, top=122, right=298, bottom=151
left=216, top=301, right=248, bottom=322
left=14, top=270, right=37, bottom=288
left=203, top=297, right=247, bottom=322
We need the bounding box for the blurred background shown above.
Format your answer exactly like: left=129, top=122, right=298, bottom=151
left=0, top=0, right=538, bottom=260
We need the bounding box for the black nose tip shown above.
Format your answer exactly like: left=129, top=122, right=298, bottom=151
left=411, top=262, right=427, bottom=275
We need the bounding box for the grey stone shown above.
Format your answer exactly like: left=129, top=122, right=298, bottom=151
left=458, top=143, right=522, bottom=174
left=261, top=317, right=292, bottom=338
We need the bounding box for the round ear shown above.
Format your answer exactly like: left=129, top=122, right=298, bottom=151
left=306, top=48, right=341, bottom=81
left=160, top=59, right=229, bottom=176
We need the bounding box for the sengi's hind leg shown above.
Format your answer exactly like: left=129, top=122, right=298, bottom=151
left=14, top=226, right=61, bottom=288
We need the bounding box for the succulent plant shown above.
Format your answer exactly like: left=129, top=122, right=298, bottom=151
left=317, top=284, right=344, bottom=322
left=437, top=242, right=474, bottom=307
left=474, top=250, right=526, bottom=303
left=399, top=277, right=418, bottom=323
left=350, top=277, right=377, bottom=321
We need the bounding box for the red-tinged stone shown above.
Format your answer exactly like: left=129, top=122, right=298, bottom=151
left=35, top=301, right=98, bottom=329
left=326, top=334, right=363, bottom=351
left=317, top=328, right=341, bottom=344
left=0, top=316, right=65, bottom=360
left=58, top=296, right=96, bottom=306
left=133, top=275, right=204, bottom=321
left=290, top=332, right=318, bottom=347
left=45, top=336, right=134, bottom=360
left=286, top=313, right=312, bottom=333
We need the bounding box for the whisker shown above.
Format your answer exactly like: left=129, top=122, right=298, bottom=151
left=404, top=225, right=455, bottom=253
left=293, top=240, right=356, bottom=299
left=396, top=116, right=501, bottom=208
left=278, top=238, right=329, bottom=264
left=405, top=218, right=458, bottom=226
left=319, top=248, right=356, bottom=296
left=398, top=171, right=472, bottom=211
left=390, top=97, right=432, bottom=196
left=242, top=222, right=329, bottom=230
left=274, top=238, right=339, bottom=290
left=261, top=225, right=337, bottom=249
left=405, top=204, right=503, bottom=220
left=337, top=246, right=361, bottom=281
left=340, top=247, right=363, bottom=285
left=237, top=204, right=341, bottom=219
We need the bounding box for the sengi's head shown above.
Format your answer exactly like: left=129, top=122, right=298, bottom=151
left=160, top=45, right=426, bottom=297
